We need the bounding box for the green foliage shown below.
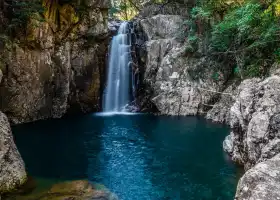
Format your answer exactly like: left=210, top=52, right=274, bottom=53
left=210, top=1, right=280, bottom=77
left=178, top=6, right=210, bottom=53
left=178, top=0, right=280, bottom=78
left=110, top=0, right=167, bottom=20
left=9, top=0, right=44, bottom=31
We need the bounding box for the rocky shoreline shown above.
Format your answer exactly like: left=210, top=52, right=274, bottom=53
left=0, top=1, right=280, bottom=199
left=131, top=6, right=280, bottom=199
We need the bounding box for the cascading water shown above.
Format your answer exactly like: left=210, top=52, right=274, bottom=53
left=103, top=22, right=134, bottom=113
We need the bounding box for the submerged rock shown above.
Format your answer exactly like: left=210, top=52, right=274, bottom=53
left=45, top=180, right=117, bottom=200
left=0, top=112, right=27, bottom=193
left=7, top=180, right=118, bottom=200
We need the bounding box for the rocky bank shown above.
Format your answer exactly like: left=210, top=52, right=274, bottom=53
left=0, top=0, right=280, bottom=198
left=223, top=75, right=280, bottom=199
left=132, top=3, right=280, bottom=199
left=0, top=0, right=110, bottom=194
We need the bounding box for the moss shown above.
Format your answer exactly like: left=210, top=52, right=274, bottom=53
left=4, top=180, right=116, bottom=200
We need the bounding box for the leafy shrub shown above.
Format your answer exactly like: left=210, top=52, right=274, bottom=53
left=8, top=0, right=44, bottom=31
left=210, top=1, right=280, bottom=77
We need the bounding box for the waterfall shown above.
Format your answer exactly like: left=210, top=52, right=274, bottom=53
left=103, top=22, right=134, bottom=113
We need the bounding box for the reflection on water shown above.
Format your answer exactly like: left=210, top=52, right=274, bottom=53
left=13, top=114, right=241, bottom=200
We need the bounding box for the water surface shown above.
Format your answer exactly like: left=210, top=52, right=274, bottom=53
left=13, top=114, right=240, bottom=200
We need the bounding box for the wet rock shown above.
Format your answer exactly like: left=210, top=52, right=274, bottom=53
left=223, top=135, right=233, bottom=156
left=0, top=112, right=27, bottom=193
left=108, top=20, right=122, bottom=35
left=11, top=180, right=118, bottom=200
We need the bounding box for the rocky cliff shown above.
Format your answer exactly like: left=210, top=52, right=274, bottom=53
left=133, top=3, right=280, bottom=199
left=133, top=4, right=232, bottom=115
left=0, top=0, right=110, bottom=194
left=0, top=0, right=110, bottom=124
left=222, top=74, right=280, bottom=199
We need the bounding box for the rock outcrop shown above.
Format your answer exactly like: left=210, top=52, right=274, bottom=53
left=206, top=81, right=239, bottom=124
left=0, top=112, right=27, bottom=194
left=225, top=76, right=280, bottom=168
left=134, top=14, right=231, bottom=115
left=135, top=4, right=280, bottom=199
left=5, top=180, right=118, bottom=200
left=0, top=0, right=110, bottom=124
left=235, top=154, right=280, bottom=200
left=221, top=75, right=280, bottom=199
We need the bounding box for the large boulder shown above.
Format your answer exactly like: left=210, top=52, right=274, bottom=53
left=222, top=75, right=280, bottom=200
left=224, top=76, right=280, bottom=169
left=0, top=112, right=27, bottom=193
left=235, top=154, right=280, bottom=200
left=44, top=180, right=117, bottom=200
left=8, top=180, right=118, bottom=200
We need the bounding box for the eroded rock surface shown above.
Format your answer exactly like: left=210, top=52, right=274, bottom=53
left=235, top=154, right=280, bottom=200
left=221, top=75, right=280, bottom=199
left=0, top=112, right=27, bottom=194
left=7, top=180, right=118, bottom=200
left=0, top=0, right=109, bottom=124
left=135, top=14, right=231, bottom=115
left=206, top=81, right=239, bottom=124
left=224, top=77, right=280, bottom=168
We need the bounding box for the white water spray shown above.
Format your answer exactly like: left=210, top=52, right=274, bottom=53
left=103, top=22, right=133, bottom=113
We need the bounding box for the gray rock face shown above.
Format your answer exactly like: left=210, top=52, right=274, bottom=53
left=137, top=2, right=189, bottom=18
left=220, top=75, right=280, bottom=199
left=135, top=15, right=231, bottom=115
left=108, top=20, right=122, bottom=35
left=235, top=154, right=280, bottom=200
left=0, top=1, right=109, bottom=124
left=224, top=76, right=280, bottom=169
left=0, top=112, right=27, bottom=193
left=206, top=81, right=239, bottom=124
left=139, top=15, right=184, bottom=40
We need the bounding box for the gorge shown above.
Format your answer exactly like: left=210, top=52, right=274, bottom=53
left=1, top=0, right=280, bottom=199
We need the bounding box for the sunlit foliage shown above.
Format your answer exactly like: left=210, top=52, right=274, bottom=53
left=110, top=0, right=166, bottom=20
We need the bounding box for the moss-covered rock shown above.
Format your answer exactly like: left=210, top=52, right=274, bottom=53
left=5, top=180, right=118, bottom=200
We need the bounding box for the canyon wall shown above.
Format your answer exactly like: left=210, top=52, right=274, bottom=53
left=133, top=4, right=232, bottom=116
left=133, top=3, right=280, bottom=199
left=0, top=0, right=110, bottom=124
left=0, top=0, right=110, bottom=194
